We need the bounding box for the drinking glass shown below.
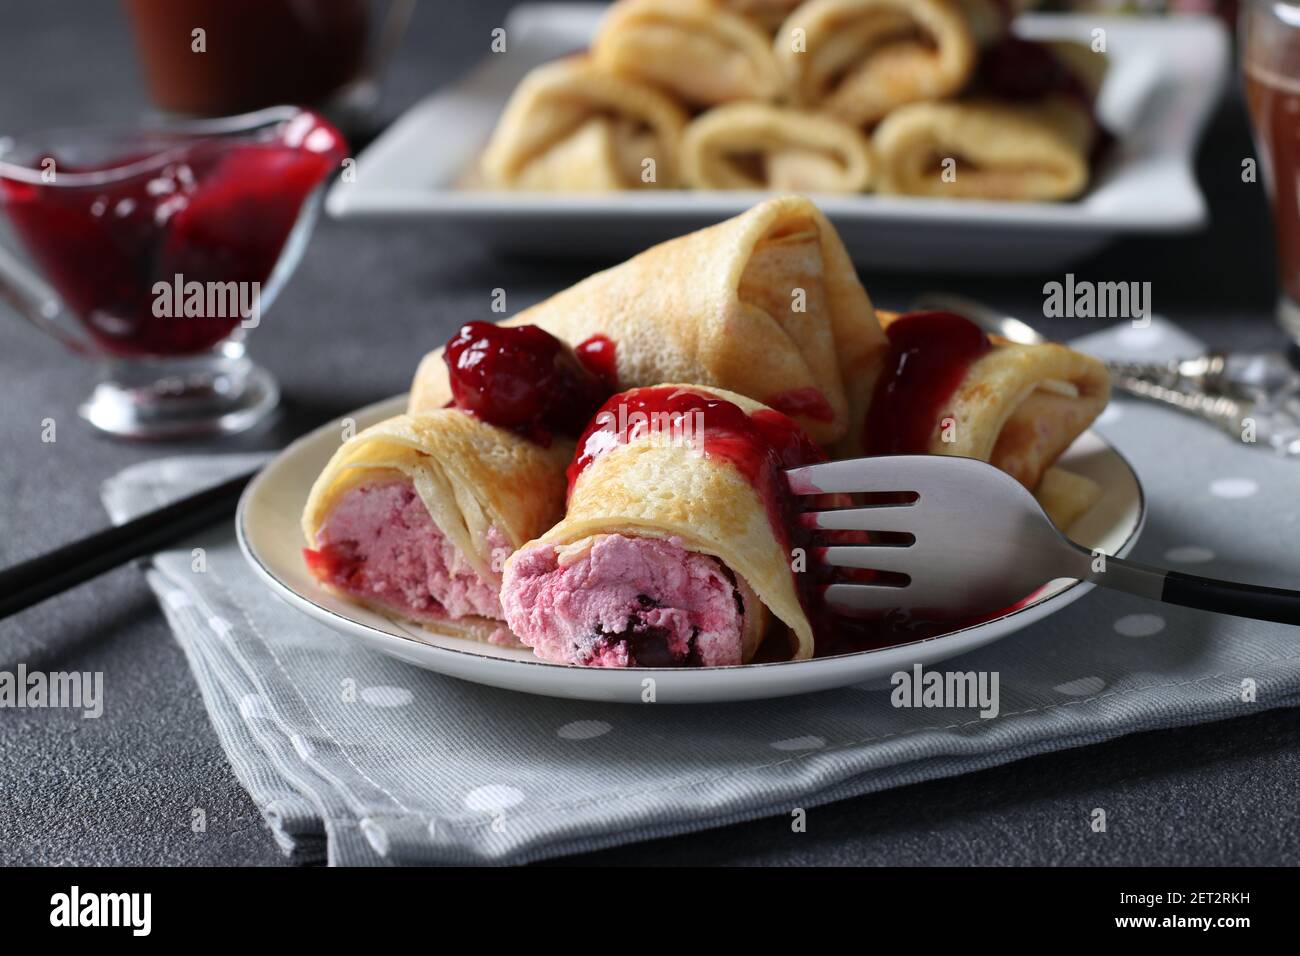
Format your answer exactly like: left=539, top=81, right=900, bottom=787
left=1242, top=0, right=1300, bottom=346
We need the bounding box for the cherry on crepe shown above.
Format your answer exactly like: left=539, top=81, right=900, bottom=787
left=979, top=36, right=1073, bottom=102
left=442, top=321, right=609, bottom=440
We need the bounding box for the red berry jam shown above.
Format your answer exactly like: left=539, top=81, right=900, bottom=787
left=978, top=36, right=1091, bottom=108
left=0, top=110, right=346, bottom=357
left=574, top=333, right=619, bottom=391
left=443, top=322, right=610, bottom=442
left=569, top=386, right=826, bottom=613
left=762, top=386, right=836, bottom=424
left=863, top=311, right=992, bottom=456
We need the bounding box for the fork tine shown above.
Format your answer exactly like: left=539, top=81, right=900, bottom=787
left=787, top=455, right=992, bottom=496
left=817, top=546, right=915, bottom=575
left=822, top=582, right=909, bottom=615
left=801, top=505, right=917, bottom=534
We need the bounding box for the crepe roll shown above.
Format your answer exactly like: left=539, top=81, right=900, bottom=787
left=872, top=97, right=1091, bottom=200
left=775, top=0, right=1011, bottom=128
left=411, top=196, right=888, bottom=449
left=592, top=0, right=787, bottom=107
left=479, top=56, right=688, bottom=191
left=501, top=385, right=821, bottom=666
left=725, top=0, right=805, bottom=33
left=853, top=310, right=1110, bottom=527
left=302, top=411, right=572, bottom=644
left=872, top=38, right=1104, bottom=201
left=682, top=103, right=874, bottom=192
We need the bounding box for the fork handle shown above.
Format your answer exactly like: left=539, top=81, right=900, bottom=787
left=1160, top=571, right=1300, bottom=626
left=1092, top=556, right=1300, bottom=626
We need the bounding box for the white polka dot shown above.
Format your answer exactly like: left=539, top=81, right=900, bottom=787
left=1210, top=478, right=1257, bottom=499
left=359, top=817, right=390, bottom=856
left=1096, top=404, right=1123, bottom=425
left=238, top=693, right=267, bottom=720
left=1165, top=545, right=1215, bottom=564
left=1054, top=676, right=1106, bottom=696
left=164, top=590, right=192, bottom=610
left=208, top=616, right=232, bottom=639
left=290, top=734, right=314, bottom=759
left=360, top=685, right=413, bottom=707
left=1114, top=613, right=1166, bottom=637
left=770, top=735, right=825, bottom=752
left=1116, top=324, right=1164, bottom=349
left=464, top=784, right=525, bottom=813
left=557, top=720, right=612, bottom=740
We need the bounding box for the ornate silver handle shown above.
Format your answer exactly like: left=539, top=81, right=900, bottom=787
left=1109, top=373, right=1248, bottom=435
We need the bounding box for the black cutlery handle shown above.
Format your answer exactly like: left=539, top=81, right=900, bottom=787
left=1087, top=554, right=1300, bottom=627
left=0, top=469, right=256, bottom=620
left=1160, top=571, right=1300, bottom=626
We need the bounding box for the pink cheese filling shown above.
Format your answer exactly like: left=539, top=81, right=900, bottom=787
left=500, top=534, right=749, bottom=667
left=307, top=480, right=507, bottom=622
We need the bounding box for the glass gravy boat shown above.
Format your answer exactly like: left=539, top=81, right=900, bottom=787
left=0, top=106, right=346, bottom=438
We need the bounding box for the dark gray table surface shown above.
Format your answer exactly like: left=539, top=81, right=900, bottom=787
left=1, top=1, right=1295, bottom=867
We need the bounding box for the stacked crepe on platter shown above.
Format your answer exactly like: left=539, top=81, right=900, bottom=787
left=872, top=38, right=1107, bottom=201
left=478, top=0, right=1103, bottom=201
left=774, top=0, right=1013, bottom=127
left=303, top=197, right=1110, bottom=664
left=478, top=56, right=689, bottom=190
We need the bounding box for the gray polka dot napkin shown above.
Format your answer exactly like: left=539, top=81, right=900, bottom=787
left=101, top=320, right=1300, bottom=865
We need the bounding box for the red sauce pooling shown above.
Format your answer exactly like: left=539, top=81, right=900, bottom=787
left=763, top=386, right=836, bottom=424
left=863, top=311, right=991, bottom=456
left=303, top=543, right=357, bottom=584
left=0, top=111, right=347, bottom=357
left=443, top=321, right=609, bottom=444
left=574, top=333, right=619, bottom=391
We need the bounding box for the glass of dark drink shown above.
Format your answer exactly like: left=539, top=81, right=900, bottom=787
left=1243, top=0, right=1300, bottom=346
left=121, top=0, right=413, bottom=135
left=0, top=107, right=347, bottom=438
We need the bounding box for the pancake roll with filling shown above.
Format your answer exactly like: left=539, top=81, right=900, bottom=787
left=302, top=412, right=572, bottom=645
left=846, top=309, right=1111, bottom=530
left=501, top=385, right=823, bottom=667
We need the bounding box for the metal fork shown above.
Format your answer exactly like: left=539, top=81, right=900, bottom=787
left=788, top=455, right=1300, bottom=626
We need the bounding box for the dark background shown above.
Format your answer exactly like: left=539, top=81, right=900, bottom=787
left=0, top=1, right=1295, bottom=866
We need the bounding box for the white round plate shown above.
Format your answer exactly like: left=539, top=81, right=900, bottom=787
left=238, top=396, right=1145, bottom=704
